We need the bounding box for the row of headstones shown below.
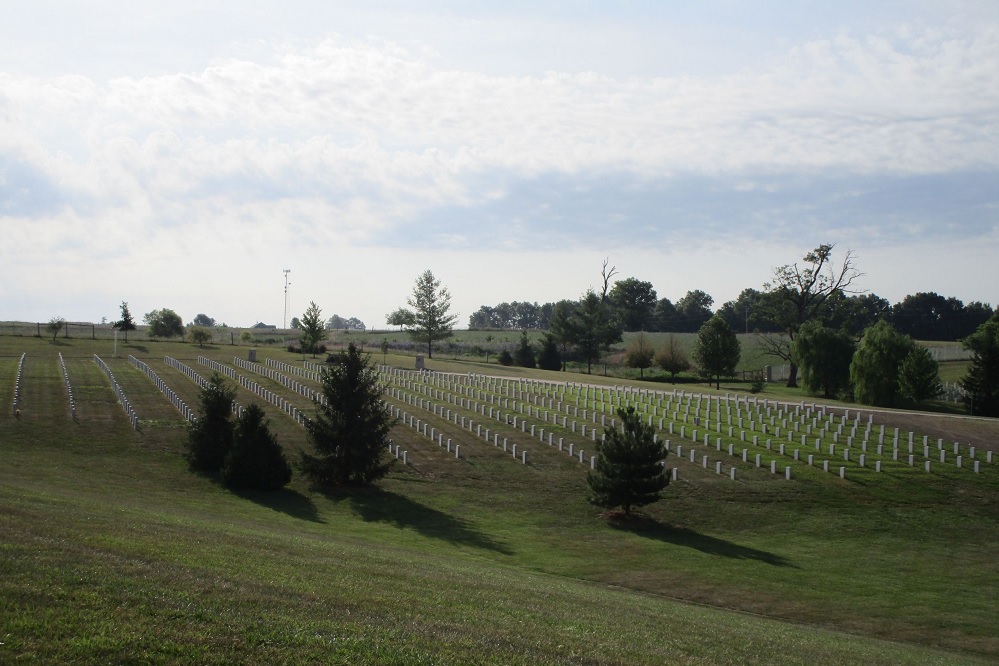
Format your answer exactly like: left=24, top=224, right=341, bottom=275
left=388, top=391, right=531, bottom=465
left=234, top=356, right=322, bottom=405
left=665, top=441, right=781, bottom=481
left=57, top=353, right=76, bottom=420
left=92, top=354, right=139, bottom=430
left=12, top=352, right=25, bottom=414
left=128, top=355, right=196, bottom=423
left=164, top=356, right=210, bottom=390
left=265, top=357, right=322, bottom=382
left=197, top=357, right=302, bottom=426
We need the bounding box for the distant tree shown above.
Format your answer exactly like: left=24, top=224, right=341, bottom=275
left=692, top=315, right=741, bottom=390
left=755, top=244, right=862, bottom=387
left=186, top=373, right=236, bottom=473
left=192, top=313, right=215, bottom=327
left=652, top=297, right=678, bottom=332
left=221, top=403, right=292, bottom=491
left=536, top=333, right=563, bottom=371
left=548, top=300, right=578, bottom=370
left=573, top=290, right=623, bottom=374
left=675, top=290, right=715, bottom=333
left=299, top=301, right=325, bottom=356
left=403, top=269, right=459, bottom=359
left=468, top=305, right=498, bottom=330
left=514, top=330, right=537, bottom=368
left=188, top=326, right=212, bottom=347
left=717, top=288, right=779, bottom=334
left=960, top=315, right=999, bottom=417
left=824, top=292, right=891, bottom=336
left=345, top=317, right=366, bottom=331
left=289, top=316, right=302, bottom=329
left=792, top=321, right=856, bottom=398
left=112, top=301, right=137, bottom=341
left=144, top=309, right=185, bottom=338
left=300, top=343, right=395, bottom=487
left=588, top=407, right=669, bottom=517
left=327, top=314, right=347, bottom=330
left=624, top=332, right=655, bottom=378
left=609, top=278, right=658, bottom=332
left=386, top=307, right=416, bottom=330
left=898, top=346, right=943, bottom=405
left=239, top=331, right=253, bottom=343
left=45, top=317, right=65, bottom=341
left=655, top=334, right=690, bottom=383
left=850, top=321, right=915, bottom=407
left=380, top=338, right=390, bottom=364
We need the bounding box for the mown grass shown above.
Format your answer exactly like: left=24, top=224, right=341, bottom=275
left=1, top=336, right=997, bottom=664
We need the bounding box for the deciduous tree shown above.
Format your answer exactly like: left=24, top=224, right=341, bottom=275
left=188, top=326, right=212, bottom=347
left=45, top=317, right=65, bottom=341
left=588, top=407, right=669, bottom=517
left=300, top=343, right=395, bottom=487
left=655, top=334, right=690, bottom=383
left=609, top=278, right=658, bottom=332
left=792, top=321, right=856, bottom=399
left=693, top=315, right=741, bottom=390
left=144, top=308, right=185, bottom=338
left=850, top=321, right=915, bottom=407
left=192, top=313, right=215, bottom=327
left=299, top=301, right=325, bottom=356
left=624, top=332, right=655, bottom=378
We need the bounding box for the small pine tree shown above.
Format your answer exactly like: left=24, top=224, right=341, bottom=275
left=537, top=333, right=562, bottom=371
left=186, top=373, right=237, bottom=473
left=588, top=407, right=669, bottom=517
left=222, top=404, right=292, bottom=491
left=300, top=342, right=395, bottom=487
left=898, top=346, right=943, bottom=405
left=960, top=315, right=999, bottom=416
left=113, top=301, right=137, bottom=342
left=497, top=350, right=514, bottom=366
left=514, top=330, right=537, bottom=368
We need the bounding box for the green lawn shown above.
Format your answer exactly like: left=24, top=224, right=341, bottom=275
left=1, top=335, right=996, bottom=664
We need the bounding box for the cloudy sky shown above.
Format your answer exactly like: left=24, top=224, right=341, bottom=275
left=2, top=1, right=997, bottom=329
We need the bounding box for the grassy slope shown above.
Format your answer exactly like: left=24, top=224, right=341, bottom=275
left=1, top=336, right=997, bottom=664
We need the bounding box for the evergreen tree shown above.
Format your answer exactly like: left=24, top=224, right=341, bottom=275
left=692, top=315, right=741, bottom=389
left=792, top=321, right=856, bottom=398
left=112, top=301, right=137, bottom=342
left=536, top=333, right=562, bottom=371
left=573, top=290, right=623, bottom=374
left=186, top=373, right=237, bottom=473
left=514, top=330, right=536, bottom=368
left=850, top=320, right=915, bottom=407
left=404, top=269, right=459, bottom=359
left=588, top=407, right=669, bottom=517
left=898, top=346, right=944, bottom=405
left=222, top=404, right=292, bottom=491
left=300, top=342, right=395, bottom=486
left=960, top=315, right=999, bottom=416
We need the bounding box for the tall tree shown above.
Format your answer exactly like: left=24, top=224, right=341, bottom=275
left=624, top=332, right=655, bottom=378
left=192, top=313, right=215, bottom=327
left=850, top=321, right=915, bottom=407
left=792, top=321, right=856, bottom=399
left=588, top=407, right=669, bottom=517
left=300, top=343, right=395, bottom=486
left=655, top=333, right=691, bottom=383
left=960, top=315, right=999, bottom=417
left=573, top=290, right=623, bottom=374
left=386, top=307, right=416, bottom=331
left=898, top=346, right=943, bottom=405
left=403, top=270, right=459, bottom=359
left=144, top=308, right=185, bottom=338
left=652, top=297, right=678, bottom=332
left=692, top=315, right=741, bottom=390
left=222, top=403, right=292, bottom=491
left=299, top=301, right=325, bottom=356
left=756, top=244, right=862, bottom=387
left=112, top=301, right=137, bottom=342
left=609, top=278, right=658, bottom=332
left=186, top=373, right=237, bottom=473
left=548, top=300, right=578, bottom=370
left=675, top=290, right=714, bottom=333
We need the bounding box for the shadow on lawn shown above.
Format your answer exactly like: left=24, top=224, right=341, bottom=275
left=345, top=488, right=514, bottom=555
left=236, top=487, right=322, bottom=523
left=611, top=516, right=796, bottom=568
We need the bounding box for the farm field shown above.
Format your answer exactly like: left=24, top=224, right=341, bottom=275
left=1, top=335, right=997, bottom=664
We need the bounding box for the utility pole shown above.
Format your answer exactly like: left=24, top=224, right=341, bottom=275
left=283, top=269, right=292, bottom=328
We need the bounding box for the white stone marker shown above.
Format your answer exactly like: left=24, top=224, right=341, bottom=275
left=823, top=460, right=829, bottom=473
left=839, top=466, right=845, bottom=479
left=455, top=445, right=460, bottom=459
left=785, top=466, right=791, bottom=480
left=925, top=460, right=931, bottom=472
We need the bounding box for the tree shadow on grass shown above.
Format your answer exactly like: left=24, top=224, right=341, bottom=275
left=340, top=487, right=514, bottom=555
left=234, top=487, right=322, bottom=523
left=609, top=514, right=797, bottom=568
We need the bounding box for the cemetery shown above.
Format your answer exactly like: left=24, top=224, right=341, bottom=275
left=1, top=335, right=997, bottom=664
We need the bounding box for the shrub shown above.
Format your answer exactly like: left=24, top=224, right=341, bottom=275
left=222, top=404, right=291, bottom=491
left=497, top=350, right=514, bottom=366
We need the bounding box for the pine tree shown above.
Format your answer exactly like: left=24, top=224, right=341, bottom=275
left=222, top=404, right=292, bottom=491
left=960, top=315, right=999, bottom=416
left=898, top=346, right=943, bottom=405
left=588, top=407, right=669, bottom=517
left=300, top=342, right=395, bottom=486
left=536, top=333, right=562, bottom=371
left=186, top=373, right=236, bottom=473
left=112, top=301, right=136, bottom=342
left=514, top=330, right=537, bottom=368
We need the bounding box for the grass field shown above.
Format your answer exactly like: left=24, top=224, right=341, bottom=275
left=2, top=335, right=997, bottom=664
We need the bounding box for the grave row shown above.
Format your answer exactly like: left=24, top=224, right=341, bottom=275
left=234, top=357, right=323, bottom=405
left=12, top=352, right=26, bottom=414
left=197, top=357, right=296, bottom=423
left=164, top=357, right=241, bottom=417
left=265, top=357, right=323, bottom=382
left=58, top=353, right=76, bottom=421
left=93, top=354, right=139, bottom=430
left=129, top=355, right=196, bottom=423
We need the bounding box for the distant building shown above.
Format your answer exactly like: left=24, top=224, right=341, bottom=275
left=252, top=322, right=277, bottom=329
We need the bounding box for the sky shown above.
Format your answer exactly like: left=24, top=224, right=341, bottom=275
left=2, top=1, right=997, bottom=329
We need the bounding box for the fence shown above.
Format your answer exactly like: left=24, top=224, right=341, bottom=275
left=0, top=321, right=295, bottom=345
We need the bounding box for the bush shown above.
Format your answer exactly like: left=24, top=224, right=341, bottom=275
left=497, top=350, right=514, bottom=366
